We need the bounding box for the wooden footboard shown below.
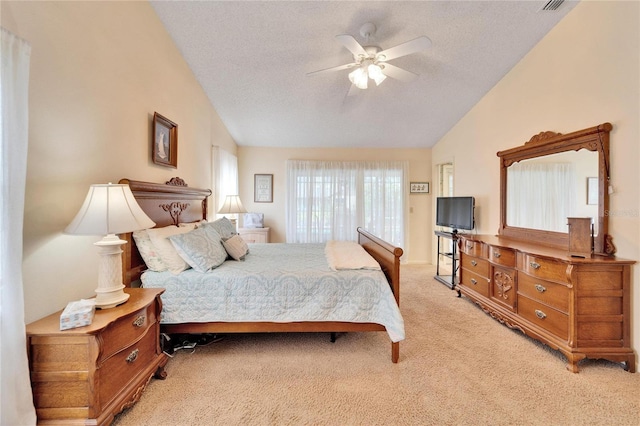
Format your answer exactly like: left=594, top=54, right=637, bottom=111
left=120, top=178, right=404, bottom=363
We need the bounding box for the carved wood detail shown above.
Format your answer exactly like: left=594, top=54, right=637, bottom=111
left=526, top=131, right=563, bottom=145
left=494, top=271, right=513, bottom=300
left=160, top=202, right=190, bottom=226
left=473, top=299, right=524, bottom=333
left=166, top=177, right=187, bottom=186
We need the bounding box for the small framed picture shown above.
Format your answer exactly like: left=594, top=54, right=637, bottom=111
left=410, top=182, right=429, bottom=194
left=254, top=174, right=273, bottom=203
left=152, top=112, right=178, bottom=168
left=586, top=177, right=598, bottom=205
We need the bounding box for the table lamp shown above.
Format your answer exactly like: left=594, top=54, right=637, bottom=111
left=64, top=183, right=155, bottom=308
left=217, top=195, right=247, bottom=230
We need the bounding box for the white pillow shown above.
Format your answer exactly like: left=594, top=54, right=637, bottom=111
left=132, top=229, right=167, bottom=272
left=146, top=223, right=196, bottom=274
left=222, top=234, right=249, bottom=261
left=169, top=226, right=227, bottom=273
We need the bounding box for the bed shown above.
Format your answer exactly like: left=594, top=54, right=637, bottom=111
left=119, top=177, right=404, bottom=363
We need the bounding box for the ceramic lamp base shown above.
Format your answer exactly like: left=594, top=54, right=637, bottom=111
left=94, top=234, right=130, bottom=309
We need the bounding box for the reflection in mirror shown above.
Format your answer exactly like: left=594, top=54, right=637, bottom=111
left=506, top=150, right=598, bottom=234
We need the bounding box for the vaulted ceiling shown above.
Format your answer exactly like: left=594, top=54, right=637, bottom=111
left=151, top=1, right=578, bottom=149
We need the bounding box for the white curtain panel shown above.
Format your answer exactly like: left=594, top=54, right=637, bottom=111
left=286, top=160, right=407, bottom=249
left=211, top=146, right=239, bottom=214
left=507, top=162, right=576, bottom=233
left=1, top=27, right=37, bottom=425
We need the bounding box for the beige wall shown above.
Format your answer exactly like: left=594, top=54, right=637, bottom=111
left=237, top=147, right=432, bottom=263
left=432, top=2, right=640, bottom=354
left=2, top=1, right=236, bottom=323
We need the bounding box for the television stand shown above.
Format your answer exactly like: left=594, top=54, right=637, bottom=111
left=435, top=231, right=460, bottom=295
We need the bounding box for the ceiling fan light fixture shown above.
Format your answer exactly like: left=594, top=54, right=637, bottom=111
left=368, top=64, right=387, bottom=86
left=349, top=66, right=368, bottom=89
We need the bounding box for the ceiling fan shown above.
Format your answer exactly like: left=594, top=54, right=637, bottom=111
left=308, top=23, right=432, bottom=93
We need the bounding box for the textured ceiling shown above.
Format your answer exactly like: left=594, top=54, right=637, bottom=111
left=151, top=1, right=578, bottom=149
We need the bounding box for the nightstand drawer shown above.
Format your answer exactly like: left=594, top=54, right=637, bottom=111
left=99, top=326, right=158, bottom=409
left=239, top=227, right=270, bottom=243
left=100, top=304, right=156, bottom=362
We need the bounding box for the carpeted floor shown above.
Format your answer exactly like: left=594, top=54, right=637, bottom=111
left=113, top=264, right=639, bottom=425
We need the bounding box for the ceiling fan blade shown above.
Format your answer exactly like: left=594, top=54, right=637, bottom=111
left=307, top=62, right=358, bottom=76
left=377, top=36, right=432, bottom=62
left=335, top=34, right=367, bottom=58
left=380, top=63, right=419, bottom=82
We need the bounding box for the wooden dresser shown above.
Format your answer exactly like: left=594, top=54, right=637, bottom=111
left=457, top=234, right=635, bottom=373
left=26, top=288, right=168, bottom=425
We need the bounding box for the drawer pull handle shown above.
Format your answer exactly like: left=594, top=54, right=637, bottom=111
left=126, top=349, right=139, bottom=363
left=535, top=309, right=547, bottom=320
left=530, top=262, right=541, bottom=270
left=493, top=251, right=501, bottom=258
left=535, top=284, right=547, bottom=293
left=470, top=278, right=478, bottom=285
left=471, top=260, right=477, bottom=266
left=133, top=315, right=146, bottom=327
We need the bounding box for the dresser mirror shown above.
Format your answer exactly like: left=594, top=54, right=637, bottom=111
left=497, top=123, right=612, bottom=254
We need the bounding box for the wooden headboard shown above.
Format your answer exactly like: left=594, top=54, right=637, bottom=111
left=119, top=177, right=211, bottom=286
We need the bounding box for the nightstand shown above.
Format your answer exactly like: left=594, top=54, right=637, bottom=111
left=238, top=227, right=270, bottom=243
left=26, top=288, right=168, bottom=425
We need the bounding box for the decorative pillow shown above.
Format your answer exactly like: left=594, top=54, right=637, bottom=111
left=146, top=223, right=197, bottom=275
left=203, top=217, right=237, bottom=239
left=222, top=234, right=250, bottom=261
left=132, top=229, right=167, bottom=272
left=169, top=226, right=228, bottom=273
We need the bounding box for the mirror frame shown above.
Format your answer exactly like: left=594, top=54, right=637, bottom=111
left=497, top=123, right=612, bottom=254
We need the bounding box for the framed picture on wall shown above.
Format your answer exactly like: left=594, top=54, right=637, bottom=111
left=152, top=112, right=178, bottom=168
left=254, top=174, right=273, bottom=203
left=410, top=182, right=429, bottom=193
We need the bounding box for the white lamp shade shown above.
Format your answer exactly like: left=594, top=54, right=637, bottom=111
left=217, top=195, right=247, bottom=215
left=65, top=184, right=155, bottom=235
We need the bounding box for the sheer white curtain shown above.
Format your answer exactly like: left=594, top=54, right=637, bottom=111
left=507, top=162, right=576, bottom=232
left=286, top=160, right=407, bottom=248
left=211, top=146, right=239, bottom=214
left=1, top=27, right=37, bottom=425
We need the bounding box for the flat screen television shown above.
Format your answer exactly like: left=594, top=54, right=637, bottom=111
left=436, top=196, right=475, bottom=233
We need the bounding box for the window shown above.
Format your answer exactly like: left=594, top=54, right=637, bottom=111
left=211, top=146, right=239, bottom=214
left=286, top=160, right=407, bottom=247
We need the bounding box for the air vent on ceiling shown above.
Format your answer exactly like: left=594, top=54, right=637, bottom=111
left=540, top=0, right=564, bottom=11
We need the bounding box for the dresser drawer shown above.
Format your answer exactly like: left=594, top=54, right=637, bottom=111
left=461, top=239, right=486, bottom=258
left=518, top=273, right=569, bottom=313
left=460, top=269, right=490, bottom=298
left=99, top=325, right=159, bottom=409
left=460, top=255, right=489, bottom=277
left=518, top=253, right=569, bottom=283
left=518, top=295, right=568, bottom=340
left=100, top=304, right=156, bottom=363
left=489, top=246, right=516, bottom=267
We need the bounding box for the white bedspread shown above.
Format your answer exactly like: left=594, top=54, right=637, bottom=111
left=141, top=243, right=404, bottom=342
